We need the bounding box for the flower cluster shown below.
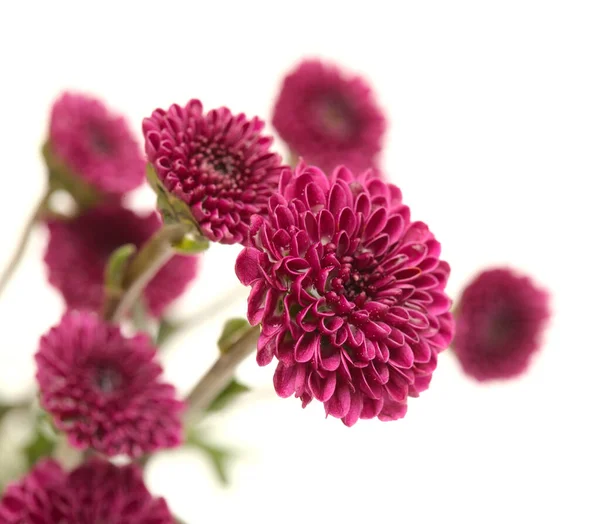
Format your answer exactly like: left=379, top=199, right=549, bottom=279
left=236, top=163, right=454, bottom=425
left=452, top=268, right=550, bottom=381
left=0, top=459, right=174, bottom=523
left=35, top=311, right=184, bottom=457
left=0, top=53, right=554, bottom=520
left=272, top=59, right=386, bottom=174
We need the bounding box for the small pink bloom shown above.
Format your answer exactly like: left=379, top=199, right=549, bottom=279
left=44, top=204, right=198, bottom=317
left=35, top=311, right=185, bottom=457
left=453, top=268, right=551, bottom=381
left=49, top=92, right=145, bottom=196
left=236, top=163, right=453, bottom=426
left=143, top=100, right=284, bottom=245
left=0, top=458, right=174, bottom=523
left=272, top=59, right=386, bottom=174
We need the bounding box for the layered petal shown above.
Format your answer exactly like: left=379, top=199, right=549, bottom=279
left=143, top=100, right=284, bottom=245
left=236, top=163, right=454, bottom=425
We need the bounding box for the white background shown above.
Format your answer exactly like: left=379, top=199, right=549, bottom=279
left=1, top=1, right=599, bottom=522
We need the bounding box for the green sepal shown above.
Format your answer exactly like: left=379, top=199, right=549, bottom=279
left=146, top=164, right=210, bottom=254
left=172, top=234, right=210, bottom=255
left=146, top=164, right=199, bottom=228
left=217, top=318, right=251, bottom=354
left=206, top=379, right=250, bottom=413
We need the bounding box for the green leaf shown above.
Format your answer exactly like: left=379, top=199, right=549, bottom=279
left=186, top=431, right=233, bottom=485
left=23, top=417, right=57, bottom=468
left=156, top=319, right=178, bottom=346
left=206, top=379, right=250, bottom=413
left=217, top=318, right=251, bottom=354
left=104, top=244, right=137, bottom=292
left=172, top=234, right=210, bottom=255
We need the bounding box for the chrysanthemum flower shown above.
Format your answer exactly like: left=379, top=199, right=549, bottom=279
left=452, top=268, right=550, bottom=381
left=143, top=99, right=284, bottom=245
left=44, top=204, right=198, bottom=317
left=235, top=163, right=453, bottom=426
left=272, top=59, right=386, bottom=174
left=0, top=459, right=64, bottom=523
left=49, top=92, right=145, bottom=197
left=35, top=311, right=184, bottom=457
left=0, top=458, right=174, bottom=523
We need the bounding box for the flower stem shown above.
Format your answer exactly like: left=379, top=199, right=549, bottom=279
left=103, top=223, right=188, bottom=323
left=185, top=325, right=260, bottom=424
left=0, top=187, right=52, bottom=298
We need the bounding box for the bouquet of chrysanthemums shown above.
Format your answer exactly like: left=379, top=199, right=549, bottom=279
left=0, top=59, right=550, bottom=523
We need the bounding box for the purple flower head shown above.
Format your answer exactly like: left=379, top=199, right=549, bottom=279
left=44, top=203, right=198, bottom=318
left=0, top=458, right=174, bottom=523
left=143, top=99, right=284, bottom=245
left=49, top=92, right=145, bottom=197
left=453, top=268, right=551, bottom=381
left=236, top=163, right=453, bottom=426
left=35, top=311, right=185, bottom=457
left=272, top=59, right=386, bottom=174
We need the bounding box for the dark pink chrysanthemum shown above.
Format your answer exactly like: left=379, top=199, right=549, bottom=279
left=143, top=99, right=284, bottom=245
left=453, top=268, right=551, bottom=381
left=0, top=458, right=174, bottom=523
left=272, top=59, right=386, bottom=174
left=0, top=459, right=64, bottom=523
left=44, top=204, right=198, bottom=317
left=49, top=92, right=145, bottom=196
left=235, top=163, right=453, bottom=426
left=35, top=311, right=185, bottom=457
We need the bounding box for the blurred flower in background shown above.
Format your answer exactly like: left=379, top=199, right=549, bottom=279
left=35, top=311, right=185, bottom=457
left=272, top=59, right=386, bottom=174
left=452, top=268, right=550, bottom=381
left=44, top=204, right=199, bottom=318
left=0, top=458, right=174, bottom=523
left=48, top=92, right=145, bottom=200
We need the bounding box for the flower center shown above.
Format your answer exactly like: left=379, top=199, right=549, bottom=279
left=94, top=365, right=123, bottom=393
left=187, top=140, right=246, bottom=196
left=485, top=306, right=518, bottom=348
left=329, top=252, right=381, bottom=307
left=89, top=126, right=114, bottom=155
left=314, top=95, right=355, bottom=140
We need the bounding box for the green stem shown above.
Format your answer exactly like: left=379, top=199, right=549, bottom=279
left=185, top=325, right=260, bottom=424
left=103, top=223, right=188, bottom=322
left=0, top=187, right=52, bottom=298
